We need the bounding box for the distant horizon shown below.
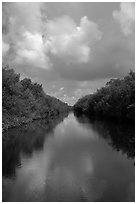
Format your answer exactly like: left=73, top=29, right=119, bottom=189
left=40, top=69, right=135, bottom=105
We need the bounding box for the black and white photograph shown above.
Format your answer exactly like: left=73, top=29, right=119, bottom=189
left=2, top=1, right=135, bottom=202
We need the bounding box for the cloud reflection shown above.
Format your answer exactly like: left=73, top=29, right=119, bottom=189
left=3, top=113, right=134, bottom=201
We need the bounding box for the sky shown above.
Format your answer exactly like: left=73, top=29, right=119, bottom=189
left=2, top=2, right=135, bottom=105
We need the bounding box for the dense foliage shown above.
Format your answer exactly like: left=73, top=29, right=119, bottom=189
left=74, top=71, right=135, bottom=120
left=2, top=66, right=70, bottom=131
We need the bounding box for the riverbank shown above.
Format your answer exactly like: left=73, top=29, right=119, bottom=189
left=2, top=111, right=70, bottom=132
left=73, top=71, right=135, bottom=121
left=2, top=116, right=45, bottom=132
left=2, top=66, right=71, bottom=133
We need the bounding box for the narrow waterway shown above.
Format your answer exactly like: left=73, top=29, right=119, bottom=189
left=2, top=113, right=135, bottom=202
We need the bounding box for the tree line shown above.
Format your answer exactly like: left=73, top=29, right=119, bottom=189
left=2, top=66, right=71, bottom=131
left=73, top=71, right=135, bottom=120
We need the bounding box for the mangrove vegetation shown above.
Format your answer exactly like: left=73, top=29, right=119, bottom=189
left=2, top=66, right=71, bottom=131
left=74, top=71, right=135, bottom=121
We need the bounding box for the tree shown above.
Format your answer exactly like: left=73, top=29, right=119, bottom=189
left=74, top=71, right=135, bottom=120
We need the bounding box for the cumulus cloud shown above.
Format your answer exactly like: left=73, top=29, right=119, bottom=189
left=2, top=2, right=44, bottom=34
left=2, top=2, right=50, bottom=69
left=2, top=41, right=10, bottom=55
left=2, top=3, right=102, bottom=70
left=46, top=15, right=102, bottom=63
left=14, top=32, right=50, bottom=69
left=113, top=3, right=135, bottom=36
left=50, top=15, right=134, bottom=82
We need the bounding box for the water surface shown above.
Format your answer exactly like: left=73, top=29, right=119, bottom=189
left=2, top=113, right=135, bottom=202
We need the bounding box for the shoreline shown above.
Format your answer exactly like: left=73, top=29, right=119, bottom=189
left=2, top=116, right=48, bottom=133
left=2, top=112, right=69, bottom=133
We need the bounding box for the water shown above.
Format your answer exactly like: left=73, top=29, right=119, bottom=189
left=2, top=113, right=135, bottom=202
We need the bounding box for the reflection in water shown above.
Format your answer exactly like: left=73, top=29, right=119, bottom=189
left=76, top=115, right=135, bottom=160
left=2, top=113, right=135, bottom=202
left=3, top=113, right=67, bottom=178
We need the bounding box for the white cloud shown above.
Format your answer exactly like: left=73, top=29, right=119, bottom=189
left=2, top=3, right=50, bottom=69
left=3, top=3, right=44, bottom=34
left=113, top=2, right=135, bottom=36
left=14, top=32, right=50, bottom=69
left=45, top=15, right=102, bottom=63
left=3, top=3, right=102, bottom=69
left=2, top=41, right=10, bottom=55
